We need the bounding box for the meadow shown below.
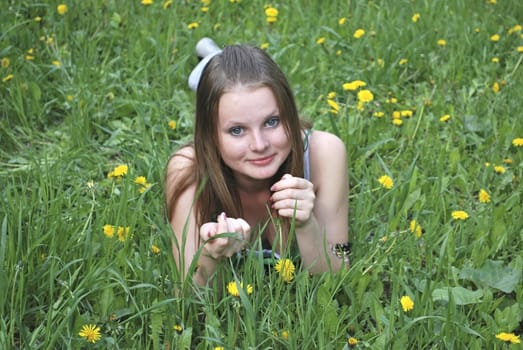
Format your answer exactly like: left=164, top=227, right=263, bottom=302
left=1, top=0, right=522, bottom=349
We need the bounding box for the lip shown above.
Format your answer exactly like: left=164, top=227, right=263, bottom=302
left=249, top=155, right=275, bottom=166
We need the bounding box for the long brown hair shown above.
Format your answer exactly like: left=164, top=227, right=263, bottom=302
left=167, top=45, right=305, bottom=240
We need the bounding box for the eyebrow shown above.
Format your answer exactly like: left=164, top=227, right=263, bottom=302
left=221, top=109, right=280, bottom=126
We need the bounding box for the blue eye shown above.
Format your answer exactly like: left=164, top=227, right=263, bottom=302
left=265, top=117, right=280, bottom=127
left=229, top=126, right=243, bottom=136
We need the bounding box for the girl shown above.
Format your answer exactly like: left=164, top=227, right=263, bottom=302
left=165, top=41, right=349, bottom=285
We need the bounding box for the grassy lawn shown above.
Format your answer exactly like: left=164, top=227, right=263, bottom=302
left=1, top=0, right=522, bottom=348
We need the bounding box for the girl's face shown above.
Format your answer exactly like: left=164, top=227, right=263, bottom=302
left=217, top=86, right=291, bottom=186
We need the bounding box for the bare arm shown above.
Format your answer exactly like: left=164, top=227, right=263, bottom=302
left=270, top=131, right=349, bottom=273
left=166, top=147, right=250, bottom=285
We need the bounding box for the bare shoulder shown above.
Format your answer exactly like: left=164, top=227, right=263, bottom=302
left=308, top=130, right=347, bottom=191
left=309, top=130, right=346, bottom=160
left=166, top=146, right=196, bottom=195
left=167, top=146, right=195, bottom=177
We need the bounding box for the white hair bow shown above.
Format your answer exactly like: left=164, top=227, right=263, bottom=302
left=188, top=38, right=222, bottom=91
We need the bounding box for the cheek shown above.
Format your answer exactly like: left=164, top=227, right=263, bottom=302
left=219, top=136, right=248, bottom=161
left=273, top=129, right=291, bottom=150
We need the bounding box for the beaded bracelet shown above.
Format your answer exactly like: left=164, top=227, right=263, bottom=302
left=330, top=242, right=352, bottom=263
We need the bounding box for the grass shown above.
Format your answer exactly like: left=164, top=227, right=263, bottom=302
left=1, top=0, right=522, bottom=349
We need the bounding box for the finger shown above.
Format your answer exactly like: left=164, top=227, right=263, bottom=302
left=276, top=208, right=310, bottom=223
left=272, top=198, right=300, bottom=211
left=225, top=217, right=241, bottom=234
left=236, top=218, right=251, bottom=236
left=271, top=176, right=311, bottom=193
left=217, top=212, right=228, bottom=233
left=200, top=222, right=217, bottom=240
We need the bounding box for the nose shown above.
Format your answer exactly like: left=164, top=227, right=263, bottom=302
left=249, top=130, right=269, bottom=152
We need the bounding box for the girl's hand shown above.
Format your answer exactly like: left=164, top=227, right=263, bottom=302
left=270, top=174, right=315, bottom=225
left=200, top=212, right=250, bottom=259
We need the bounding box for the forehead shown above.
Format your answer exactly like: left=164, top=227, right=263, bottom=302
left=218, top=86, right=279, bottom=123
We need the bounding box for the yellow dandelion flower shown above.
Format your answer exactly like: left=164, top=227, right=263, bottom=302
left=392, top=118, right=403, bottom=126
left=134, top=176, right=147, bottom=185
left=151, top=244, right=161, bottom=254
left=316, top=37, right=326, bottom=45
left=490, top=34, right=500, bottom=42
left=353, top=29, right=365, bottom=39
left=281, top=331, right=289, bottom=340
left=117, top=226, right=131, bottom=242
left=373, top=111, right=384, bottom=118
left=266, top=16, right=277, bottom=23
left=108, top=164, right=128, bottom=178
left=327, top=91, right=336, bottom=99
left=2, top=74, right=14, bottom=83
left=399, top=58, right=408, bottom=65
left=491, top=57, right=499, bottom=63
left=52, top=60, right=61, bottom=68
left=34, top=16, right=42, bottom=22
left=348, top=337, right=358, bottom=346
left=260, top=42, right=269, bottom=50
left=440, top=114, right=451, bottom=122
left=187, top=22, right=199, bottom=29
left=201, top=6, right=209, bottom=12
left=400, top=295, right=414, bottom=312
left=409, top=220, right=422, bottom=238
left=437, top=39, right=446, bottom=46
left=79, top=324, right=101, bottom=343
left=412, top=13, right=420, bottom=23
left=138, top=183, right=151, bottom=193
left=508, top=24, right=522, bottom=34
left=518, top=46, right=523, bottom=53
left=227, top=281, right=253, bottom=297
left=1, top=57, right=9, bottom=68
left=386, top=97, right=398, bottom=104
left=492, top=82, right=500, bottom=93
left=338, top=17, right=347, bottom=25
left=487, top=0, right=496, bottom=4
left=214, top=347, right=224, bottom=350
left=57, top=4, right=68, bottom=15
left=392, top=111, right=401, bottom=119
left=327, top=99, right=340, bottom=113
left=173, top=324, right=183, bottom=333
left=343, top=80, right=366, bottom=91
left=494, top=165, right=506, bottom=173
left=378, top=175, right=394, bottom=189
left=275, top=259, right=295, bottom=282
left=357, top=89, right=374, bottom=103
left=495, top=332, right=520, bottom=344
left=512, top=138, right=523, bottom=147
left=478, top=189, right=490, bottom=203
left=400, top=110, right=413, bottom=118
left=168, top=120, right=177, bottom=130
left=141, top=0, right=153, bottom=5
left=103, top=225, right=115, bottom=238
left=451, top=210, right=469, bottom=220
left=265, top=7, right=278, bottom=17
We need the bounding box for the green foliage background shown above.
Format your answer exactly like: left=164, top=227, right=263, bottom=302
left=1, top=0, right=522, bottom=349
